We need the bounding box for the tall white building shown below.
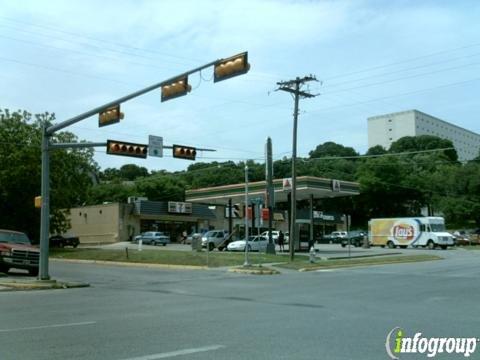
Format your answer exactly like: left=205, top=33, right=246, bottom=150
left=367, top=109, right=480, bottom=161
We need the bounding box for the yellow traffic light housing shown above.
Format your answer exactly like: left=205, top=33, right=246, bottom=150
left=99, top=105, right=124, bottom=127
left=172, top=145, right=197, bottom=160
left=161, top=77, right=192, bottom=102
left=214, top=52, right=250, bottom=82
left=106, top=140, right=148, bottom=159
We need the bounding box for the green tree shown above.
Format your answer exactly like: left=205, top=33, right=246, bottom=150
left=365, top=145, right=387, bottom=156
left=389, top=135, right=458, bottom=162
left=135, top=174, right=185, bottom=201
left=0, top=109, right=97, bottom=240
left=87, top=181, right=138, bottom=204
left=309, top=141, right=358, bottom=158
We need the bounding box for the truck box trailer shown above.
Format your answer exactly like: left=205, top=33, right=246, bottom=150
left=368, top=217, right=454, bottom=249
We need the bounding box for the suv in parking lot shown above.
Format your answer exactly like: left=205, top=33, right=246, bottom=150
left=0, top=229, right=40, bottom=276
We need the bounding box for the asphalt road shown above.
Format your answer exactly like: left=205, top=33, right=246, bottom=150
left=1, top=248, right=480, bottom=360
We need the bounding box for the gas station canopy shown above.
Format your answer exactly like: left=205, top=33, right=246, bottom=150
left=185, top=176, right=360, bottom=205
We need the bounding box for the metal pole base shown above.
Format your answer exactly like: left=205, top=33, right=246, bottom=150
left=265, top=243, right=276, bottom=255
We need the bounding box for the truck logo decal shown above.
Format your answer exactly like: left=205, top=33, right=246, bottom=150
left=392, top=224, right=415, bottom=241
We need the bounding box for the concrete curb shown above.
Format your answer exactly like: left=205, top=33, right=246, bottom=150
left=296, top=256, right=443, bottom=272
left=228, top=266, right=280, bottom=275
left=51, top=257, right=208, bottom=270
left=0, top=278, right=90, bottom=291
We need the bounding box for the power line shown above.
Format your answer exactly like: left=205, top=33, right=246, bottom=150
left=323, top=42, right=480, bottom=81
left=324, top=52, right=480, bottom=90
left=0, top=18, right=199, bottom=64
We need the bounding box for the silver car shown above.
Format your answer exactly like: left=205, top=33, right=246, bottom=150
left=137, top=231, right=170, bottom=246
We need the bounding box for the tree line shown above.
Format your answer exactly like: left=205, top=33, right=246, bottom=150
left=1, top=109, right=479, bottom=241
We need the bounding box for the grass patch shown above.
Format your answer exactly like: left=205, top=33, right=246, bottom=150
left=50, top=248, right=290, bottom=268
left=50, top=250, right=442, bottom=271
left=457, top=245, right=480, bottom=250
left=278, top=254, right=443, bottom=271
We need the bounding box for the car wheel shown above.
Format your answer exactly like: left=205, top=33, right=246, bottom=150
left=387, top=241, right=395, bottom=249
left=208, top=243, right=215, bottom=251
left=427, top=240, right=435, bottom=250
left=163, top=243, right=167, bottom=247
left=341, top=244, right=346, bottom=248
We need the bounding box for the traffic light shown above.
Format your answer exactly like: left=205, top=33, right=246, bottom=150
left=161, top=76, right=192, bottom=102
left=106, top=140, right=148, bottom=159
left=172, top=145, right=196, bottom=160
left=214, top=52, right=250, bottom=82
left=99, top=105, right=124, bottom=127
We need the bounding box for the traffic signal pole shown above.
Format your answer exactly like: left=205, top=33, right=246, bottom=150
left=276, top=76, right=317, bottom=261
left=39, top=54, right=248, bottom=280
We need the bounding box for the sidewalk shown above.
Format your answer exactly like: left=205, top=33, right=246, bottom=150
left=0, top=273, right=89, bottom=291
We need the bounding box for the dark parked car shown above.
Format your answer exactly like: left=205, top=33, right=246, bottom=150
left=341, top=231, right=367, bottom=248
left=49, top=235, right=80, bottom=248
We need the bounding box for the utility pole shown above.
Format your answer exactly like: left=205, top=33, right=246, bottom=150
left=265, top=137, right=275, bottom=254
left=244, top=163, right=250, bottom=266
left=276, top=75, right=318, bottom=261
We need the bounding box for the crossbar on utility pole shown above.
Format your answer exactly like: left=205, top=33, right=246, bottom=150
left=276, top=75, right=318, bottom=261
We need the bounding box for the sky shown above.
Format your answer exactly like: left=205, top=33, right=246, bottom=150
left=1, top=0, right=479, bottom=172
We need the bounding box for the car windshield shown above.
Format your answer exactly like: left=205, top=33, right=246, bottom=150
left=430, top=223, right=446, bottom=232
left=0, top=231, right=31, bottom=245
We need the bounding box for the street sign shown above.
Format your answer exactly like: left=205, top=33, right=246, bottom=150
left=283, top=178, right=292, bottom=191
left=251, top=197, right=263, bottom=205
left=148, top=135, right=163, bottom=157
left=332, top=179, right=341, bottom=192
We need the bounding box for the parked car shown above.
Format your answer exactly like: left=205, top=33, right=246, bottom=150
left=201, top=230, right=229, bottom=251
left=186, top=233, right=203, bottom=245
left=453, top=230, right=480, bottom=246
left=324, top=231, right=348, bottom=243
left=340, top=231, right=367, bottom=247
left=0, top=229, right=39, bottom=276
left=260, top=230, right=280, bottom=243
left=136, top=231, right=170, bottom=246
left=49, top=235, right=80, bottom=248
left=227, top=236, right=268, bottom=252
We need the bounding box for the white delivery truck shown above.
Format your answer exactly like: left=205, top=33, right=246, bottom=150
left=368, top=217, right=454, bottom=249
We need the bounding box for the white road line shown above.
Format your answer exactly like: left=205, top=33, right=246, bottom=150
left=120, top=345, right=226, bottom=360
left=0, top=321, right=96, bottom=333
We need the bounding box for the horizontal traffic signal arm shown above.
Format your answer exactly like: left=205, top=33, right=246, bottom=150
left=107, top=140, right=148, bottom=159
